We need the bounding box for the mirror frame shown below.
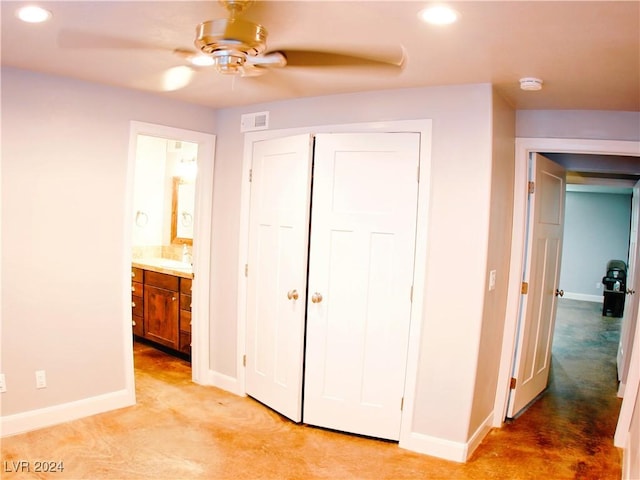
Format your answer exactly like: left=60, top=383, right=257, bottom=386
left=171, top=176, right=194, bottom=245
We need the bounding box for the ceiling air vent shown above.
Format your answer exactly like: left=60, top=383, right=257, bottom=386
left=241, top=111, right=269, bottom=132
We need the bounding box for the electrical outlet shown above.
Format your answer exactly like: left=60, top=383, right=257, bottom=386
left=35, top=370, right=47, bottom=389
left=0, top=373, right=6, bottom=393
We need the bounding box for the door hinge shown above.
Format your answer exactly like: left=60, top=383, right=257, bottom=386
left=243, top=354, right=247, bottom=367
left=245, top=264, right=249, bottom=277
left=528, top=181, right=535, bottom=194
left=249, top=168, right=253, bottom=182
left=510, top=377, right=517, bottom=389
left=521, top=282, right=529, bottom=294
left=400, top=397, right=404, bottom=411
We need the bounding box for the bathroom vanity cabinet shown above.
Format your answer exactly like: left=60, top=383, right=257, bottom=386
left=131, top=265, right=192, bottom=358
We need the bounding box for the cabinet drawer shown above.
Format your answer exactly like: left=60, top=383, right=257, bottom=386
left=131, top=267, right=143, bottom=283
left=131, top=281, right=143, bottom=296
left=145, top=271, right=179, bottom=291
left=180, top=278, right=192, bottom=295
left=180, top=310, right=192, bottom=333
left=180, top=294, right=192, bottom=312
left=132, top=295, right=143, bottom=317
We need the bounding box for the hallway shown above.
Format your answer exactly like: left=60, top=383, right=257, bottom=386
left=482, top=298, right=623, bottom=478
left=0, top=299, right=623, bottom=479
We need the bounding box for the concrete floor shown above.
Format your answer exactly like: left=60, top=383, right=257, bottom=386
left=1, top=299, right=623, bottom=479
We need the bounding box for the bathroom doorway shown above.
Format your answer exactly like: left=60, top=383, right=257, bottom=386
left=126, top=121, right=215, bottom=385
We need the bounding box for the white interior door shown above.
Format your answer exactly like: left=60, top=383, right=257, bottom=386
left=303, top=132, right=420, bottom=440
left=507, top=153, right=566, bottom=418
left=617, top=179, right=640, bottom=394
left=245, top=134, right=313, bottom=422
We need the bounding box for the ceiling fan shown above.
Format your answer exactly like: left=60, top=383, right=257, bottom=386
left=58, top=0, right=406, bottom=87
left=186, top=0, right=406, bottom=77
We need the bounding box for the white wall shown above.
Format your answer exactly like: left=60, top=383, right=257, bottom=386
left=210, top=83, right=502, bottom=448
left=517, top=110, right=640, bottom=141
left=1, top=67, right=216, bottom=423
left=468, top=90, right=515, bottom=438
left=561, top=190, right=632, bottom=299
left=132, top=135, right=168, bottom=247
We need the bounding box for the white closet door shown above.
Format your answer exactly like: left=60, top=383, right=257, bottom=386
left=304, top=132, right=420, bottom=440
left=245, top=134, right=313, bottom=422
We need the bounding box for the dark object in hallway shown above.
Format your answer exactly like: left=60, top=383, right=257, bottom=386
left=602, top=259, right=627, bottom=317
left=0, top=299, right=623, bottom=479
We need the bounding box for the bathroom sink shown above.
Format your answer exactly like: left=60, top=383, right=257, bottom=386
left=156, top=259, right=192, bottom=270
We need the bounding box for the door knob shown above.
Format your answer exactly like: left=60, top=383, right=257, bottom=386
left=555, top=289, right=564, bottom=297
left=311, top=292, right=323, bottom=303
left=287, top=289, right=299, bottom=300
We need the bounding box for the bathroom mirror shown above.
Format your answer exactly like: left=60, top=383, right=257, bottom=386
left=171, top=177, right=195, bottom=245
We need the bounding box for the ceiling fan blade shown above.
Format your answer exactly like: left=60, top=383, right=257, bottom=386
left=270, top=47, right=406, bottom=69
left=57, top=28, right=168, bottom=51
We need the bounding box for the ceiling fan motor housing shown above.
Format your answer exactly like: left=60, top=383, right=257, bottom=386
left=195, top=18, right=267, bottom=73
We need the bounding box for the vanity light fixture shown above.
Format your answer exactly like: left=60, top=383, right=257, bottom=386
left=16, top=5, right=52, bottom=23
left=418, top=5, right=459, bottom=25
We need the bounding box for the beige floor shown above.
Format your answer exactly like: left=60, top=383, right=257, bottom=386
left=1, top=299, right=623, bottom=479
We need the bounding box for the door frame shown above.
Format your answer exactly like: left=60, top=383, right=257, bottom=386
left=237, top=119, right=432, bottom=446
left=494, top=137, right=640, bottom=426
left=124, top=121, right=216, bottom=390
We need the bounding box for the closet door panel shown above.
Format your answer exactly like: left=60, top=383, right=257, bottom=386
left=245, top=134, right=313, bottom=422
left=304, top=132, right=420, bottom=440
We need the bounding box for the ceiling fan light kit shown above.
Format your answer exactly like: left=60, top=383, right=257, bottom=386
left=16, top=5, right=52, bottom=23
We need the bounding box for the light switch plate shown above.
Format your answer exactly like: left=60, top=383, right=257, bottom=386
left=35, top=370, right=47, bottom=389
left=489, top=270, right=497, bottom=291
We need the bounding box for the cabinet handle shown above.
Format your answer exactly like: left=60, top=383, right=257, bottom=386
left=172, top=296, right=176, bottom=301
left=131, top=301, right=136, bottom=308
left=131, top=286, right=136, bottom=292
left=287, top=289, right=299, bottom=300
left=131, top=271, right=135, bottom=278
left=311, top=292, right=323, bottom=303
left=132, top=320, right=136, bottom=326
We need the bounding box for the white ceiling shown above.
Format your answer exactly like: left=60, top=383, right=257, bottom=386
left=2, top=1, right=639, bottom=110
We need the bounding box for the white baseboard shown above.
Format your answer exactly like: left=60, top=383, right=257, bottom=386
left=400, top=431, right=468, bottom=462
left=399, top=412, right=493, bottom=462
left=1, top=388, right=135, bottom=437
left=562, top=292, right=603, bottom=303
left=206, top=369, right=244, bottom=397
left=466, top=412, right=494, bottom=460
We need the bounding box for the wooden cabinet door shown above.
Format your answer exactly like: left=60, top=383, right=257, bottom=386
left=144, top=285, right=179, bottom=350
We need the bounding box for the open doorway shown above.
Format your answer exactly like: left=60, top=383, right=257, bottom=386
left=131, top=134, right=197, bottom=361
left=124, top=121, right=215, bottom=389
left=496, top=138, right=640, bottom=422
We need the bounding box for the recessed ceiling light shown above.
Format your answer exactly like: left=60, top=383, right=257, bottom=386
left=419, top=5, right=459, bottom=25
left=16, top=5, right=52, bottom=23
